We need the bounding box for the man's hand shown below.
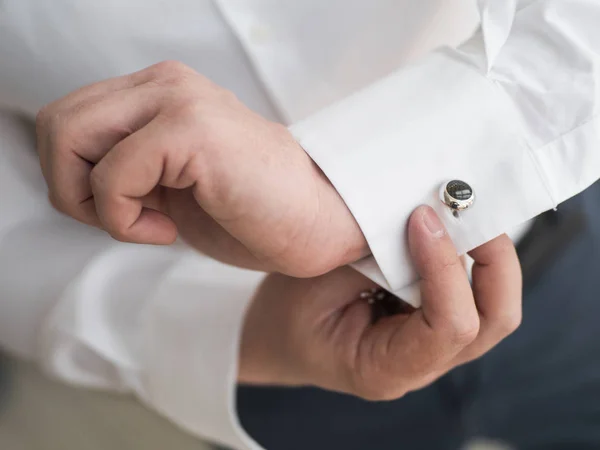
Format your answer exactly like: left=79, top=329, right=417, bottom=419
left=36, top=61, right=367, bottom=277
left=239, top=206, right=522, bottom=398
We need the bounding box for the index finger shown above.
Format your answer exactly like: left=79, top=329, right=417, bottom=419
left=453, top=234, right=522, bottom=365
left=357, top=206, right=479, bottom=396
left=89, top=117, right=187, bottom=244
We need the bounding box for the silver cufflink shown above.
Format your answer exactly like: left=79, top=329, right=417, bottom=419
left=441, top=180, right=475, bottom=218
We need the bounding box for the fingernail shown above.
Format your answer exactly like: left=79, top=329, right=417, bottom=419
left=422, top=206, right=445, bottom=239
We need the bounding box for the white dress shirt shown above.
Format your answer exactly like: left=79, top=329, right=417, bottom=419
left=0, top=1, right=599, bottom=449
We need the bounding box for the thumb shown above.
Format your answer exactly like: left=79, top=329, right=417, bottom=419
left=352, top=206, right=479, bottom=400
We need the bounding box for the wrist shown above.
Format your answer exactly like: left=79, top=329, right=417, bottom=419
left=237, top=277, right=309, bottom=386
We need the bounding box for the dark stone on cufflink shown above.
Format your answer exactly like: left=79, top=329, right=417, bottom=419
left=446, top=180, right=473, bottom=201
left=442, top=180, right=475, bottom=214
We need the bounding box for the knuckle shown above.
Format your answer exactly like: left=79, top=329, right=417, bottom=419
left=351, top=378, right=404, bottom=402
left=49, top=116, right=78, bottom=154
left=37, top=110, right=66, bottom=151
left=48, top=192, right=67, bottom=213
left=217, top=86, right=240, bottom=104
left=171, top=96, right=205, bottom=118
left=151, top=60, right=195, bottom=85
left=154, top=60, right=190, bottom=74
left=36, top=103, right=68, bottom=136
left=46, top=178, right=75, bottom=215
left=35, top=105, right=52, bottom=131
left=99, top=215, right=130, bottom=243
left=48, top=190, right=79, bottom=219
left=448, top=315, right=480, bottom=347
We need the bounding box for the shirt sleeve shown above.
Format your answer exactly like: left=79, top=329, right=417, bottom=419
left=290, top=0, right=600, bottom=306
left=0, top=111, right=264, bottom=450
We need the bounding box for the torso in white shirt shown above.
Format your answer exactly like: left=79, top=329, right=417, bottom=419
left=0, top=0, right=479, bottom=122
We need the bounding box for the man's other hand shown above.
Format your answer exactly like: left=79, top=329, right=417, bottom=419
left=36, top=61, right=367, bottom=277
left=239, top=206, right=522, bottom=399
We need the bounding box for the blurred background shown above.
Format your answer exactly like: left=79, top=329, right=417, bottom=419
left=0, top=354, right=213, bottom=450
left=0, top=354, right=509, bottom=450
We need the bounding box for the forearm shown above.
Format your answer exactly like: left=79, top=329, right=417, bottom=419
left=0, top=110, right=264, bottom=449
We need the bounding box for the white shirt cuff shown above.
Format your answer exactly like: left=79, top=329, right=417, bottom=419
left=291, top=48, right=558, bottom=306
